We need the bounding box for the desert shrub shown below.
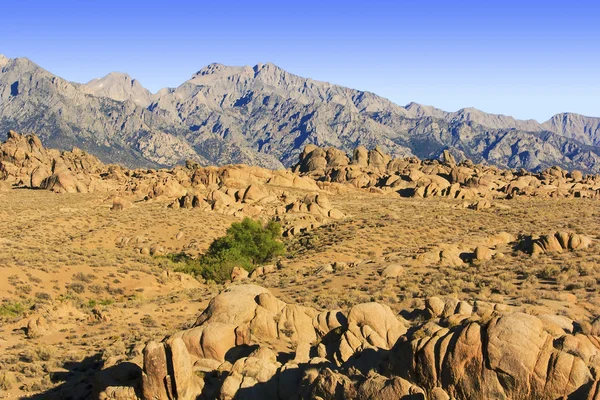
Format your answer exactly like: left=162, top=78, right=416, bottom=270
left=167, top=218, right=284, bottom=283
left=34, top=346, right=55, bottom=361
left=0, top=301, right=25, bottom=318
left=140, top=315, right=157, bottom=327
left=18, top=284, right=32, bottom=295
left=88, top=284, right=104, bottom=294
left=35, top=292, right=52, bottom=302
left=538, top=265, right=561, bottom=280
left=0, top=371, right=15, bottom=390
left=67, top=282, right=86, bottom=294
left=72, top=272, right=96, bottom=283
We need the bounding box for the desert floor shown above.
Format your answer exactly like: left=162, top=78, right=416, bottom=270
left=0, top=189, right=599, bottom=398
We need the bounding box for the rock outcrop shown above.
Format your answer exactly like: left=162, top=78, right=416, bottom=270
left=0, top=131, right=117, bottom=193
left=121, top=285, right=600, bottom=400
left=3, top=133, right=599, bottom=203
left=295, top=144, right=600, bottom=200
left=0, top=133, right=347, bottom=234
left=525, top=232, right=593, bottom=255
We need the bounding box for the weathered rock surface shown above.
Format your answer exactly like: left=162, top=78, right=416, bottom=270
left=0, top=130, right=118, bottom=193
left=295, top=144, right=600, bottom=200
left=3, top=133, right=599, bottom=205
left=123, top=286, right=600, bottom=400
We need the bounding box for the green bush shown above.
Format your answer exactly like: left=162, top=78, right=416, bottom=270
left=0, top=301, right=25, bottom=318
left=167, top=218, right=284, bottom=283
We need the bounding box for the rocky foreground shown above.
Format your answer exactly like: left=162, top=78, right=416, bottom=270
left=94, top=284, right=600, bottom=400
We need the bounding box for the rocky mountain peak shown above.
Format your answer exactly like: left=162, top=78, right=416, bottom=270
left=0, top=54, right=9, bottom=68
left=194, top=62, right=229, bottom=76
left=253, top=61, right=281, bottom=75
left=2, top=57, right=41, bottom=75
left=85, top=72, right=152, bottom=107
left=404, top=102, right=447, bottom=119
left=189, top=63, right=254, bottom=86
left=1, top=57, right=600, bottom=173
left=542, top=112, right=600, bottom=146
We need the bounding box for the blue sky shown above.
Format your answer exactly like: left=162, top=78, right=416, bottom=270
left=1, top=0, right=598, bottom=121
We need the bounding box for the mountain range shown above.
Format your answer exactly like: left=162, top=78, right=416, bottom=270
left=1, top=54, right=600, bottom=172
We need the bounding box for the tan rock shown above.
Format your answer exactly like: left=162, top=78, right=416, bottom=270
left=380, top=264, right=404, bottom=278
left=474, top=246, right=493, bottom=261
left=230, top=266, right=249, bottom=281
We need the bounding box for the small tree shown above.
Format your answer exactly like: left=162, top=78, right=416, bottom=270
left=206, top=218, right=283, bottom=265
left=170, top=218, right=284, bottom=283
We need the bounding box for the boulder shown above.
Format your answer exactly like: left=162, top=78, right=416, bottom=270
left=231, top=267, right=249, bottom=281
left=111, top=197, right=133, bottom=211
left=381, top=264, right=404, bottom=278
left=26, top=316, right=52, bottom=338
left=474, top=246, right=493, bottom=261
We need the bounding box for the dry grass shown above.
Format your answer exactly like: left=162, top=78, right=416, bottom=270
left=0, top=189, right=599, bottom=397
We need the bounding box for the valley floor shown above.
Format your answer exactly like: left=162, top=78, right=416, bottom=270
left=0, top=189, right=599, bottom=398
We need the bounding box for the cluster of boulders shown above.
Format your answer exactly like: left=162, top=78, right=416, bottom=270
left=3, top=132, right=600, bottom=202
left=168, top=184, right=343, bottom=217
left=100, top=284, right=600, bottom=400
left=0, top=131, right=118, bottom=193
left=525, top=232, right=593, bottom=255
left=0, top=132, right=347, bottom=235
left=412, top=230, right=593, bottom=268
left=412, top=232, right=515, bottom=267
left=295, top=144, right=600, bottom=200
left=3, top=132, right=599, bottom=212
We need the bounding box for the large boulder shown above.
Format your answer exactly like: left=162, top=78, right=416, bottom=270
left=132, top=286, right=600, bottom=400
left=393, top=312, right=598, bottom=399
left=531, top=232, right=592, bottom=254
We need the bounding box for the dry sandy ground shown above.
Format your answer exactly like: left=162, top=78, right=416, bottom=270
left=0, top=189, right=599, bottom=398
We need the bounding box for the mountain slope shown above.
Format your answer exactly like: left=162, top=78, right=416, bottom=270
left=1, top=55, right=600, bottom=172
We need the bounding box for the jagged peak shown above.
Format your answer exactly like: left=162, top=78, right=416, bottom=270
left=253, top=61, right=282, bottom=73
left=194, top=62, right=229, bottom=76
left=188, top=63, right=253, bottom=85
left=190, top=62, right=291, bottom=82
left=405, top=102, right=440, bottom=112
left=0, top=54, right=9, bottom=68
left=4, top=56, right=38, bottom=70
left=106, top=71, right=133, bottom=80
left=547, top=112, right=600, bottom=121
left=86, top=71, right=138, bottom=86
left=455, top=106, right=481, bottom=115
left=1, top=56, right=58, bottom=79
left=84, top=71, right=151, bottom=106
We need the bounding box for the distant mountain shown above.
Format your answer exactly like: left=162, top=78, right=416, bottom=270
left=542, top=113, right=600, bottom=147
left=84, top=72, right=153, bottom=107
left=1, top=55, right=600, bottom=172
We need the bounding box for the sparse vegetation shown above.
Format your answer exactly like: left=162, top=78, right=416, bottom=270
left=67, top=282, right=86, bottom=294
left=0, top=301, right=25, bottom=318
left=0, top=173, right=599, bottom=398
left=0, top=371, right=15, bottom=391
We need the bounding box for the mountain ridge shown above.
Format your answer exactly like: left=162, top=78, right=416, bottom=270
left=1, top=55, right=600, bottom=172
